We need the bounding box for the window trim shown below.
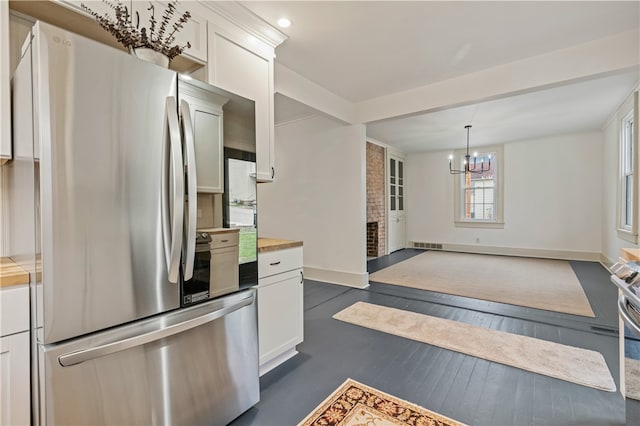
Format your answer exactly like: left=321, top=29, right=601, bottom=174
left=617, top=91, right=639, bottom=243
left=453, top=144, right=504, bottom=228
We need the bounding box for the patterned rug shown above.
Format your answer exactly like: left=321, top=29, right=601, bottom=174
left=297, top=378, right=464, bottom=426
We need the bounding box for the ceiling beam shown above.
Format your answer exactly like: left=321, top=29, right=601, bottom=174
left=274, top=63, right=357, bottom=125
left=357, top=29, right=640, bottom=124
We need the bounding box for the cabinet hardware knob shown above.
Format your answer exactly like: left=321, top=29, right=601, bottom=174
left=270, top=261, right=281, bottom=266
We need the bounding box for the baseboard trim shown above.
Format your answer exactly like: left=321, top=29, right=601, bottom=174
left=259, top=348, right=298, bottom=377
left=600, top=253, right=616, bottom=271
left=439, top=243, right=601, bottom=262
left=304, top=266, right=369, bottom=288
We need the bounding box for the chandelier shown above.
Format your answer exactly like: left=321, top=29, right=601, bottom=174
left=448, top=125, right=491, bottom=175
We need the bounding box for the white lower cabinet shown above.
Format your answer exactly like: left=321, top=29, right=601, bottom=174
left=208, top=230, right=240, bottom=298
left=0, top=284, right=30, bottom=426
left=210, top=246, right=239, bottom=298
left=257, top=246, right=303, bottom=375
left=0, top=332, right=30, bottom=426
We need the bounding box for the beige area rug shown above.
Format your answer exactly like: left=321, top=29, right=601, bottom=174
left=334, top=302, right=615, bottom=392
left=297, top=378, right=465, bottom=426
left=369, top=251, right=595, bottom=317
left=626, top=358, right=640, bottom=400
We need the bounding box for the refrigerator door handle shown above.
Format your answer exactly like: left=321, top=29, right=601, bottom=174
left=180, top=99, right=197, bottom=281
left=163, top=96, right=184, bottom=283
left=58, top=293, right=255, bottom=367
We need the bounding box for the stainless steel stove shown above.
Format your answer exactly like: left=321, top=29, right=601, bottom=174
left=611, top=267, right=640, bottom=424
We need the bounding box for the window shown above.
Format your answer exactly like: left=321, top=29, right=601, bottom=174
left=618, top=90, right=638, bottom=243
left=463, top=153, right=495, bottom=220
left=621, top=110, right=634, bottom=231
left=453, top=145, right=504, bottom=228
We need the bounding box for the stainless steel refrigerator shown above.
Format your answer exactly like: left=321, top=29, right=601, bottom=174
left=7, top=21, right=259, bottom=425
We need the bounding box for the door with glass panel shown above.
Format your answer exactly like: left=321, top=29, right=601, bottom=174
left=388, top=155, right=405, bottom=253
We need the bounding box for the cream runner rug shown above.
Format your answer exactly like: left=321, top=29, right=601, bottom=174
left=369, top=251, right=595, bottom=317
left=625, top=358, right=640, bottom=400
left=298, top=378, right=464, bottom=426
left=334, top=302, right=615, bottom=392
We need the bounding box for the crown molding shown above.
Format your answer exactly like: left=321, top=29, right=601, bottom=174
left=198, top=1, right=288, bottom=49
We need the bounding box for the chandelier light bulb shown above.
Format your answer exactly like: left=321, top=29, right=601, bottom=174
left=448, top=154, right=453, bottom=160
left=473, top=152, right=478, bottom=157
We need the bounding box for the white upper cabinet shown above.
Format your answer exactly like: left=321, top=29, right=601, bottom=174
left=203, top=3, right=286, bottom=183
left=207, top=29, right=275, bottom=182
left=1, top=0, right=12, bottom=164
left=179, top=81, right=228, bottom=193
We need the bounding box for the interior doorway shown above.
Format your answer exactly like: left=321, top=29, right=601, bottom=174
left=387, top=153, right=405, bottom=253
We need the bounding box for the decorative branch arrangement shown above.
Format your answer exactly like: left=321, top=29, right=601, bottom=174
left=81, top=0, right=191, bottom=61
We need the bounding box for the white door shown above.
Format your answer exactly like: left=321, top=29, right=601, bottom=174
left=388, top=155, right=406, bottom=253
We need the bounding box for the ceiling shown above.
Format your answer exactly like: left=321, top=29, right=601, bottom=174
left=243, top=1, right=640, bottom=152
left=366, top=70, right=640, bottom=153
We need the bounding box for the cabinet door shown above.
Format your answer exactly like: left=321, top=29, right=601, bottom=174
left=0, top=332, right=30, bottom=426
left=185, top=99, right=224, bottom=193
left=207, top=26, right=275, bottom=182
left=258, top=269, right=304, bottom=365
left=1, top=1, right=11, bottom=163
left=210, top=246, right=239, bottom=298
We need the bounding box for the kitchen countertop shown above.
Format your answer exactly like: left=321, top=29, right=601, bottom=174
left=0, top=257, right=29, bottom=288
left=258, top=238, right=303, bottom=253
left=197, top=228, right=240, bottom=234
left=621, top=248, right=640, bottom=262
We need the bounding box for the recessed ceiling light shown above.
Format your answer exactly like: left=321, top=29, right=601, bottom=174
left=277, top=17, right=291, bottom=28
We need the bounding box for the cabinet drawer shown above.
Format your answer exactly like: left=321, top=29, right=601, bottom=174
left=210, top=246, right=239, bottom=298
left=258, top=247, right=303, bottom=279
left=210, top=232, right=239, bottom=249
left=0, top=285, right=29, bottom=337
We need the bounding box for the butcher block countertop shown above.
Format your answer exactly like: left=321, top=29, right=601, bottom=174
left=0, top=257, right=29, bottom=288
left=621, top=248, right=640, bottom=262
left=197, top=228, right=240, bottom=234
left=258, top=238, right=303, bottom=253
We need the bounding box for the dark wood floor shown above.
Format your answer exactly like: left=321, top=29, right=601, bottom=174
left=231, top=250, right=626, bottom=426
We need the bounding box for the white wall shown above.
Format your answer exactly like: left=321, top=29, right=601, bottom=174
left=406, top=131, right=604, bottom=259
left=257, top=115, right=368, bottom=287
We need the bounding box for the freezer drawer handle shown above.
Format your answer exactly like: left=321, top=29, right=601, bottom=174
left=58, top=294, right=255, bottom=367
left=618, top=294, right=640, bottom=336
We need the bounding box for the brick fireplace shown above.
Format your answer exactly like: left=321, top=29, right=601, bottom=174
left=366, top=222, right=379, bottom=257
left=366, top=142, right=385, bottom=257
